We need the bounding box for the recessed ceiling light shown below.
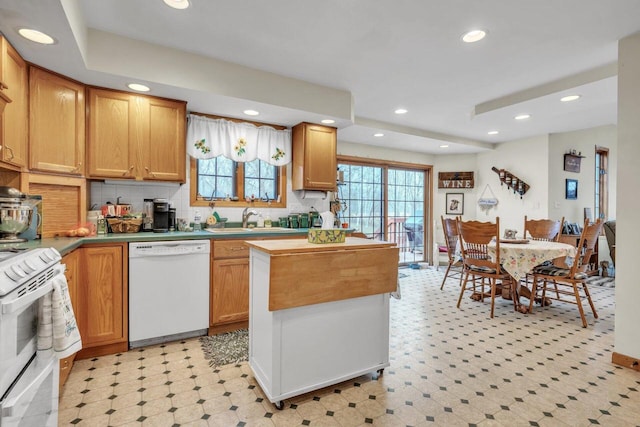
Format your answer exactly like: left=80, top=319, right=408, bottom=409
left=321, top=119, right=335, bottom=124
left=373, top=133, right=384, bottom=137
left=394, top=108, right=408, bottom=115
left=163, top=0, right=190, bottom=9
left=243, top=110, right=259, bottom=116
left=440, top=145, right=449, bottom=148
left=18, top=28, right=55, bottom=45
left=127, top=83, right=150, bottom=92
left=462, top=29, right=486, bottom=43
left=514, top=114, right=531, bottom=120
left=561, top=95, right=581, bottom=102
left=487, top=130, right=499, bottom=135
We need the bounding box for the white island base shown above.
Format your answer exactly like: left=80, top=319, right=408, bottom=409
left=247, top=238, right=398, bottom=409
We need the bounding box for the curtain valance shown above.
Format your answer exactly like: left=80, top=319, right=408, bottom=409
left=186, top=114, right=292, bottom=166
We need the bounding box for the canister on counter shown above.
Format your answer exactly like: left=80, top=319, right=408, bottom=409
left=299, top=213, right=309, bottom=228
left=288, top=214, right=299, bottom=228
left=279, top=217, right=289, bottom=228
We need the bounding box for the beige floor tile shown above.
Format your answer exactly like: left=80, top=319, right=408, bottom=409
left=59, top=270, right=633, bottom=427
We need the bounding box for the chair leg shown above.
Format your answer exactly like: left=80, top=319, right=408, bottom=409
left=490, top=279, right=497, bottom=318
left=440, top=263, right=452, bottom=290
left=528, top=279, right=538, bottom=313
left=572, top=282, right=588, bottom=328
left=456, top=271, right=470, bottom=308
left=582, top=282, right=599, bottom=320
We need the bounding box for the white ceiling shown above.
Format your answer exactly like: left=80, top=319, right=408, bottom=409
left=1, top=0, right=638, bottom=154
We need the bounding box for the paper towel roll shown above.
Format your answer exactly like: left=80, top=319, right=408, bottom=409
left=320, top=211, right=335, bottom=229
left=299, top=190, right=327, bottom=200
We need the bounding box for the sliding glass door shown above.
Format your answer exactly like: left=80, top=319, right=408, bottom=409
left=337, top=158, right=430, bottom=265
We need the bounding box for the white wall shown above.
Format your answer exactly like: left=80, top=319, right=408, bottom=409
left=548, top=125, right=617, bottom=224
left=615, top=32, right=640, bottom=361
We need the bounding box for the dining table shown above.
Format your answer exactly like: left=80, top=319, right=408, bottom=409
left=487, top=239, right=578, bottom=313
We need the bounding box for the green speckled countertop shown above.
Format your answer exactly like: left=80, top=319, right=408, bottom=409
left=1, top=228, right=327, bottom=256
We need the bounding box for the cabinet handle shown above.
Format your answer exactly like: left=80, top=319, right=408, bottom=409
left=144, top=167, right=156, bottom=178
left=122, top=165, right=134, bottom=176
left=72, top=162, right=82, bottom=172
left=5, top=146, right=14, bottom=160
left=231, top=246, right=246, bottom=251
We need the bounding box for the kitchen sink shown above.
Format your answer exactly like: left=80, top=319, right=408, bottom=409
left=204, top=227, right=301, bottom=233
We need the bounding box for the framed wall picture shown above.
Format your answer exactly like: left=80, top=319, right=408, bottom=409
left=566, top=179, right=578, bottom=200
left=446, top=193, right=464, bottom=215
left=564, top=153, right=583, bottom=172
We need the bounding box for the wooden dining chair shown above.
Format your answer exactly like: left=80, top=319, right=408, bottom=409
left=456, top=217, right=516, bottom=318
left=531, top=219, right=604, bottom=327
left=439, top=216, right=463, bottom=290
left=524, top=216, right=564, bottom=241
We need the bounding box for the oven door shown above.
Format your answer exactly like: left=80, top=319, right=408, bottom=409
left=0, top=278, right=54, bottom=398
left=0, top=353, right=59, bottom=427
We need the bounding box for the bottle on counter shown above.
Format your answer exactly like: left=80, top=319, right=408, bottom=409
left=264, top=214, right=272, bottom=228
left=257, top=212, right=265, bottom=228
left=97, top=215, right=107, bottom=235
left=193, top=210, right=201, bottom=231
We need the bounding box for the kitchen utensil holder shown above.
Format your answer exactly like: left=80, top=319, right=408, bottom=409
left=107, top=218, right=142, bottom=233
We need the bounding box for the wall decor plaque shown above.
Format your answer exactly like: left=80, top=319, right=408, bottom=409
left=438, top=171, right=474, bottom=189
left=564, top=153, right=584, bottom=173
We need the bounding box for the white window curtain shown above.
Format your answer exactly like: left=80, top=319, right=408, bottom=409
left=186, top=114, right=292, bottom=166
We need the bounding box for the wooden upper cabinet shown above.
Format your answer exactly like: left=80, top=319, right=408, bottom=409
left=29, top=67, right=85, bottom=175
left=292, top=122, right=337, bottom=191
left=87, top=88, right=139, bottom=179
left=87, top=88, right=186, bottom=182
left=0, top=37, right=28, bottom=170
left=143, top=97, right=186, bottom=181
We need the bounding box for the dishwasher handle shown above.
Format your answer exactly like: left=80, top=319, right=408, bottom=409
left=129, top=240, right=211, bottom=258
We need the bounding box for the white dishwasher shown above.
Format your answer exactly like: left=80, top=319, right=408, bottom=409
left=129, top=240, right=210, bottom=348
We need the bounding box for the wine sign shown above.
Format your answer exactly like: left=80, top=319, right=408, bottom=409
left=438, top=171, right=474, bottom=189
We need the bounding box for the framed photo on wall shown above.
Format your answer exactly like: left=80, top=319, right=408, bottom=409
left=446, top=193, right=464, bottom=215
left=566, top=179, right=578, bottom=200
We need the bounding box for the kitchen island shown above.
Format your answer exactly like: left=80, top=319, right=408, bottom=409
left=245, top=237, right=399, bottom=409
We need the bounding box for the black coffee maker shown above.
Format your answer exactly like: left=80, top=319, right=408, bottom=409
left=153, top=198, right=170, bottom=233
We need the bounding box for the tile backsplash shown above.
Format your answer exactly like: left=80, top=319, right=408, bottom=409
left=89, top=165, right=331, bottom=225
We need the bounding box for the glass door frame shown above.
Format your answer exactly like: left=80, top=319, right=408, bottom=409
left=337, top=155, right=434, bottom=265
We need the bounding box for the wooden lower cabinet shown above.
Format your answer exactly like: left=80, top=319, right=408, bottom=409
left=76, top=243, right=128, bottom=359
left=59, top=249, right=80, bottom=391
left=210, top=240, right=250, bottom=334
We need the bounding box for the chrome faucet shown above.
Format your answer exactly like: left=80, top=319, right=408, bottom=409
left=242, top=207, right=258, bottom=228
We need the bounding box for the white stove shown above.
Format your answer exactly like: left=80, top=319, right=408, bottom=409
left=0, top=246, right=62, bottom=427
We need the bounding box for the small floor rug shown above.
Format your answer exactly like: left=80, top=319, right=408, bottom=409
left=200, top=329, right=248, bottom=368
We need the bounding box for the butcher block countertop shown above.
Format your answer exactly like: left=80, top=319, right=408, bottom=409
left=244, top=237, right=396, bottom=254
left=247, top=237, right=400, bottom=311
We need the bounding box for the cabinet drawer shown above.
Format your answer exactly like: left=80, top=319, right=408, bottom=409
left=214, top=240, right=250, bottom=258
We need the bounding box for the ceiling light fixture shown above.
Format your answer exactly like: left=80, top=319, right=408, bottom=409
left=321, top=119, right=335, bottom=124
left=487, top=130, right=499, bottom=135
left=373, top=133, right=384, bottom=137
left=462, top=29, right=486, bottom=43
left=163, top=0, right=190, bottom=9
left=127, top=83, right=150, bottom=92
left=440, top=145, right=449, bottom=148
left=243, top=109, right=259, bottom=116
left=18, top=28, right=55, bottom=45
left=560, top=95, right=581, bottom=102
left=394, top=108, right=408, bottom=115
left=514, top=114, right=531, bottom=120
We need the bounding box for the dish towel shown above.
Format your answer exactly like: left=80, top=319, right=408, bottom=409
left=37, top=269, right=82, bottom=359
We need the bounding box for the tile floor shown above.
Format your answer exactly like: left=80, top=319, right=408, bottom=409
left=59, top=268, right=640, bottom=426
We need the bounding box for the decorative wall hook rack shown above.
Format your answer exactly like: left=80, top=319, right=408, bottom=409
left=491, top=167, right=529, bottom=198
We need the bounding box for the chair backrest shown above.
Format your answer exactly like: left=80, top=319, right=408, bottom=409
left=441, top=216, right=459, bottom=262
left=524, top=216, right=564, bottom=241
left=569, top=218, right=604, bottom=277
left=456, top=217, right=500, bottom=270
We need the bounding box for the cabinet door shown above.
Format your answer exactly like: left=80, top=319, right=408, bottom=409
left=292, top=123, right=336, bottom=191
left=142, top=97, right=186, bottom=182
left=87, top=88, right=139, bottom=179
left=211, top=258, right=249, bottom=326
left=78, top=245, right=126, bottom=347
left=29, top=67, right=85, bottom=175
left=1, top=39, right=28, bottom=169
